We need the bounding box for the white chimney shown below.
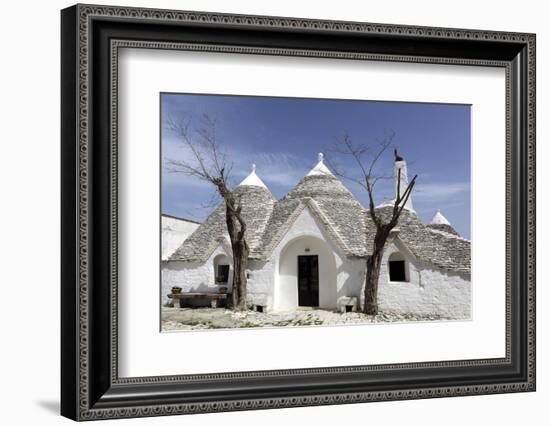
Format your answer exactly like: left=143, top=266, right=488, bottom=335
left=394, top=160, right=413, bottom=211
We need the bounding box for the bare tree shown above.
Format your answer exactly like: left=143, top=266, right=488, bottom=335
left=166, top=114, right=249, bottom=310
left=326, top=131, right=417, bottom=315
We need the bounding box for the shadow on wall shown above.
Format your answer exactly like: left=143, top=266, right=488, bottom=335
left=336, top=260, right=365, bottom=301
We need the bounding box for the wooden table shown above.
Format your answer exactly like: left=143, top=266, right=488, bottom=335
left=168, top=292, right=228, bottom=308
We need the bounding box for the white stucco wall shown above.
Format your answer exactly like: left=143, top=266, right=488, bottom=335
left=278, top=235, right=337, bottom=309
left=161, top=211, right=470, bottom=319
left=161, top=215, right=200, bottom=260
left=336, top=257, right=366, bottom=302
left=270, top=207, right=363, bottom=312
left=376, top=237, right=471, bottom=319
left=246, top=260, right=274, bottom=306
left=161, top=244, right=233, bottom=305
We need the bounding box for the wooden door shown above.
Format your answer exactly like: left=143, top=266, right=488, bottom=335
left=297, top=255, right=319, bottom=307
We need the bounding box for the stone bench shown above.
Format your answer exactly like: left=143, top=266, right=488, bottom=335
left=168, top=292, right=228, bottom=308
left=252, top=304, right=268, bottom=313
left=337, top=296, right=358, bottom=313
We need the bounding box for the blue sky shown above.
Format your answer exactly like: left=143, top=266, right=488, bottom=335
left=161, top=93, right=471, bottom=239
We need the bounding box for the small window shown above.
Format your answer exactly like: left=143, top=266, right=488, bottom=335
left=216, top=264, right=230, bottom=284
left=388, top=252, right=408, bottom=282
left=389, top=260, right=406, bottom=281
left=213, top=254, right=231, bottom=285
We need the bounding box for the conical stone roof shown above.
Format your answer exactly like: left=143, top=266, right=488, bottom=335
left=170, top=171, right=275, bottom=261
left=258, top=155, right=368, bottom=258
left=169, top=156, right=470, bottom=277
left=373, top=206, right=469, bottom=277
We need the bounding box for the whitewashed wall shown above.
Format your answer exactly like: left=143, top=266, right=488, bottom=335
left=271, top=207, right=362, bottom=311
left=376, top=237, right=471, bottom=319
left=7, top=2, right=545, bottom=425
left=161, top=210, right=470, bottom=317
left=247, top=260, right=274, bottom=306
left=277, top=235, right=337, bottom=309
left=161, top=215, right=200, bottom=260
left=336, top=258, right=366, bottom=302
left=161, top=244, right=233, bottom=305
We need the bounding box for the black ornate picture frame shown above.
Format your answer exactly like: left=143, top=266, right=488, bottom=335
left=61, top=4, right=536, bottom=421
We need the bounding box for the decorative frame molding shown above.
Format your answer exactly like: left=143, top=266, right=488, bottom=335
left=61, top=3, right=535, bottom=421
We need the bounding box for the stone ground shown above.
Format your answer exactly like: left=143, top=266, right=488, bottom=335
left=161, top=306, right=453, bottom=331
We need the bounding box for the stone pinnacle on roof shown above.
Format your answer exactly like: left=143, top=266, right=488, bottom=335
left=394, top=157, right=413, bottom=211
left=377, top=152, right=415, bottom=212
left=238, top=163, right=268, bottom=189
left=306, top=152, right=334, bottom=177
left=430, top=209, right=451, bottom=225
left=427, top=209, right=461, bottom=237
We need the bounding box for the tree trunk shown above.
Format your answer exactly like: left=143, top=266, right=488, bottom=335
left=364, top=228, right=390, bottom=315
left=224, top=199, right=249, bottom=311
left=231, top=238, right=249, bottom=310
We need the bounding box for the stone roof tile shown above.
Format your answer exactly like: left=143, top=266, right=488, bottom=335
left=170, top=174, right=470, bottom=277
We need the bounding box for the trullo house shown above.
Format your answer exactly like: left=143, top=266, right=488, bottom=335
left=162, top=153, right=471, bottom=319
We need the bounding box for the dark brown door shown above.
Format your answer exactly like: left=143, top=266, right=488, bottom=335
left=297, top=255, right=319, bottom=307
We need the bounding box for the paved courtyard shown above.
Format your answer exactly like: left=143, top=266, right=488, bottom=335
left=161, top=306, right=453, bottom=331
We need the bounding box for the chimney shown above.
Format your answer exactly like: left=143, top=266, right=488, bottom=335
left=394, top=158, right=413, bottom=211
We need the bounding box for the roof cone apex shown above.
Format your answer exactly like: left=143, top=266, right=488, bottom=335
left=430, top=209, right=451, bottom=225
left=238, top=164, right=268, bottom=189
left=307, top=152, right=334, bottom=177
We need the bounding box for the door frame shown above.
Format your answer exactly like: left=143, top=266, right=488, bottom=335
left=297, top=254, right=319, bottom=307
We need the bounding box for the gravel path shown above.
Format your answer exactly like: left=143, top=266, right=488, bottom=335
left=161, top=307, right=453, bottom=331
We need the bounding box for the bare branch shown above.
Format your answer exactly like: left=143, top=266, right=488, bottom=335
left=166, top=116, right=214, bottom=183
left=370, top=174, right=393, bottom=190
left=325, top=131, right=398, bottom=229
left=165, top=113, right=235, bottom=189
left=365, top=179, right=380, bottom=226
left=327, top=128, right=415, bottom=316
left=367, top=131, right=394, bottom=179
left=164, top=113, right=250, bottom=310
left=201, top=191, right=221, bottom=211
left=388, top=174, right=417, bottom=228
left=396, top=175, right=417, bottom=218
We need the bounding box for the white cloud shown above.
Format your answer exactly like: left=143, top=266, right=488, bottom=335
left=163, top=128, right=312, bottom=189
left=413, top=182, right=470, bottom=203
left=250, top=152, right=310, bottom=187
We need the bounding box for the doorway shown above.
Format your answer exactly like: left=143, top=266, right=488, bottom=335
left=297, top=255, right=319, bottom=307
